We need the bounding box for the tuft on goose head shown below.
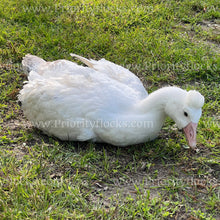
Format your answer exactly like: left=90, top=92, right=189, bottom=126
left=165, top=90, right=204, bottom=150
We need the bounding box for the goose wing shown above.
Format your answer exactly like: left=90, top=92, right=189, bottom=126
left=71, top=54, right=148, bottom=98
left=19, top=70, right=143, bottom=140
left=22, top=54, right=148, bottom=100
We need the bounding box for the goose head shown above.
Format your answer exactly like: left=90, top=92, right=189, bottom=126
left=165, top=90, right=204, bottom=149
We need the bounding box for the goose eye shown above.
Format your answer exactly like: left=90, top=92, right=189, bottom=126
left=184, top=111, right=188, bottom=117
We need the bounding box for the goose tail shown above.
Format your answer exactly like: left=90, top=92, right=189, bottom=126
left=22, top=54, right=46, bottom=75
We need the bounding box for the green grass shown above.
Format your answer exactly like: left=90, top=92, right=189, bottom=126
left=0, top=0, right=220, bottom=219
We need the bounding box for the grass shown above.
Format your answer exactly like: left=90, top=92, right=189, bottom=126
left=0, top=0, right=220, bottom=219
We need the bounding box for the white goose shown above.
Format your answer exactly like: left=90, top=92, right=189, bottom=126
left=19, top=54, right=204, bottom=149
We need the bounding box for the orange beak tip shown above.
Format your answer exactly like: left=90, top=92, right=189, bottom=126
left=183, top=122, right=198, bottom=150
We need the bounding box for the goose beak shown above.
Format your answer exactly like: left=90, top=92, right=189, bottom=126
left=183, top=122, right=198, bottom=150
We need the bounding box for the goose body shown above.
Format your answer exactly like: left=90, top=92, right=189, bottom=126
left=19, top=54, right=204, bottom=149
